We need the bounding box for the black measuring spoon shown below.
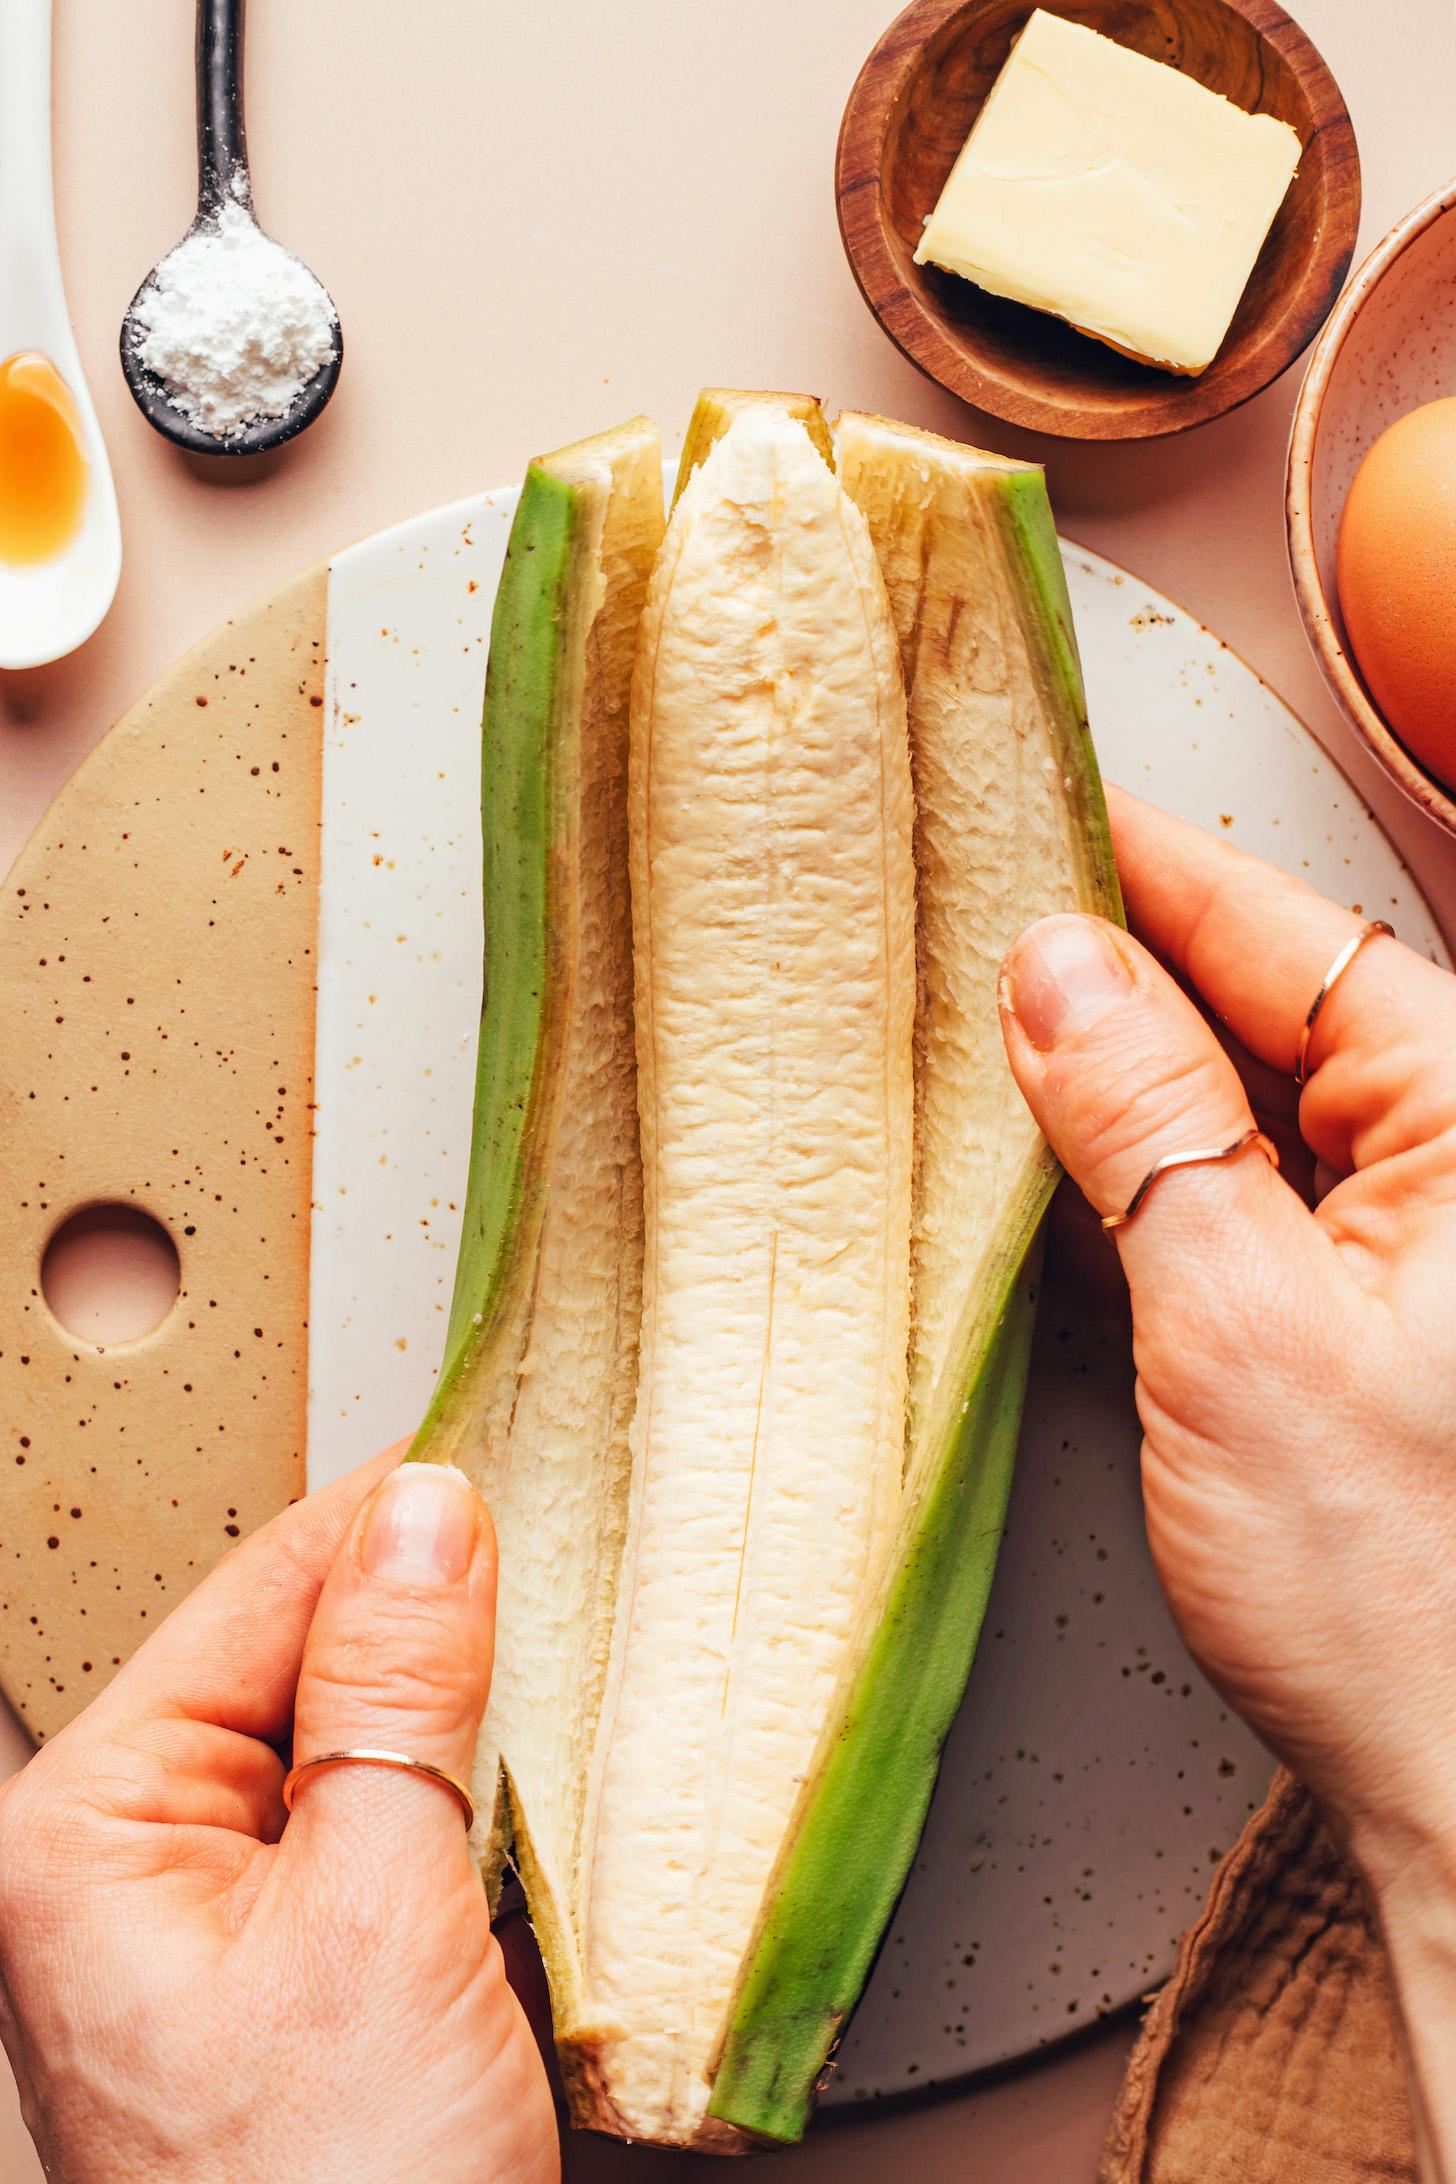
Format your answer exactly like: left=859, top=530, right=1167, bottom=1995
left=120, top=0, right=342, bottom=457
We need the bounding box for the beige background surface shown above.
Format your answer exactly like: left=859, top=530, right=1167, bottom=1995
left=3, top=0, right=1454, bottom=2175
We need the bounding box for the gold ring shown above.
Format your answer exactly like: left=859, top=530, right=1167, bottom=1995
left=1101, top=1126, right=1280, bottom=1232
left=282, top=1748, right=476, bottom=1831
left=1294, top=920, right=1394, bottom=1086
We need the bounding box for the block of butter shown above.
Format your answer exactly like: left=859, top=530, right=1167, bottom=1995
left=913, top=9, right=1302, bottom=375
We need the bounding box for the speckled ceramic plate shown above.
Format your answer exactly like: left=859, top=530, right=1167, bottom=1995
left=305, top=487, right=1446, bottom=2110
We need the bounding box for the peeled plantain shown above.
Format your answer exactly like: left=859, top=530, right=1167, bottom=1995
left=412, top=392, right=1119, bottom=2149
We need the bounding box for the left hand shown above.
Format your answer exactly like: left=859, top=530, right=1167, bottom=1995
left=0, top=1451, right=559, bottom=2184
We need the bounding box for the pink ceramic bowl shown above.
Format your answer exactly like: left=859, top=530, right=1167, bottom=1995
left=1287, top=178, right=1456, bottom=839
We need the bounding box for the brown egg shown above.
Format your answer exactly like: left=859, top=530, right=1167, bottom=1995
left=1337, top=397, right=1456, bottom=792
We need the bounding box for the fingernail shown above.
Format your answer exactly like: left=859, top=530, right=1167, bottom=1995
left=1004, top=916, right=1131, bottom=1053
left=359, top=1464, right=479, bottom=1587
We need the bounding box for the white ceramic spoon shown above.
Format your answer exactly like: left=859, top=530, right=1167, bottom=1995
left=0, top=0, right=121, bottom=669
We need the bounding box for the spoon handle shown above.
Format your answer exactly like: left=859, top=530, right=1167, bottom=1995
left=196, top=0, right=249, bottom=217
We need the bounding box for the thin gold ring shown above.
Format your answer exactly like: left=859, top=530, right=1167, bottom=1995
left=1294, top=920, right=1394, bottom=1086
left=1101, top=1126, right=1280, bottom=1232
left=282, top=1748, right=476, bottom=1831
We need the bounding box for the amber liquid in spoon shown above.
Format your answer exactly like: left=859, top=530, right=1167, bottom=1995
left=0, top=351, right=88, bottom=565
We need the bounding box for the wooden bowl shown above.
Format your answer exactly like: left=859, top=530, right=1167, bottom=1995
left=1287, top=180, right=1456, bottom=839
left=836, top=0, right=1361, bottom=440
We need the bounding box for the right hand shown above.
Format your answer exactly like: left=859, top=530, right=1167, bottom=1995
left=1000, top=788, right=1456, bottom=1873
left=999, top=789, right=1456, bottom=2171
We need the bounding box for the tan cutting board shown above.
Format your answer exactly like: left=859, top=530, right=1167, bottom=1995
left=0, top=571, right=325, bottom=1740
left=0, top=481, right=1447, bottom=2106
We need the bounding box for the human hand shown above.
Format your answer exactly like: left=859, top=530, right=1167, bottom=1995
left=0, top=1452, right=558, bottom=2184
left=1000, top=788, right=1456, bottom=2169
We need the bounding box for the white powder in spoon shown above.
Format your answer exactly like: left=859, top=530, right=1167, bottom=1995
left=131, top=188, right=337, bottom=440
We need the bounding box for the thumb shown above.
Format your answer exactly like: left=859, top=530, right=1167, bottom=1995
left=283, top=1461, right=495, bottom=1883
left=998, top=914, right=1313, bottom=1312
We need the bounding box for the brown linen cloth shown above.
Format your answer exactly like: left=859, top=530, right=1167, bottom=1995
left=1101, top=1769, right=1416, bottom=2182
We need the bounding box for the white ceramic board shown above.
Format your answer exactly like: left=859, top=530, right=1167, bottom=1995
left=308, top=477, right=1446, bottom=2108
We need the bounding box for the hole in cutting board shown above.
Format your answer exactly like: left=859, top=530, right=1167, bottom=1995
left=41, top=1206, right=181, bottom=1345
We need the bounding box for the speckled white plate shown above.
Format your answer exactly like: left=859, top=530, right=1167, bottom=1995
left=305, top=482, right=1446, bottom=2110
